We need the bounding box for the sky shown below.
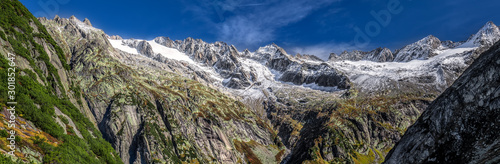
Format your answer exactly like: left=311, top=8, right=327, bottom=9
left=20, top=0, right=500, bottom=60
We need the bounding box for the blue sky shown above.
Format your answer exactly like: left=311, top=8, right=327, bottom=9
left=20, top=0, right=500, bottom=59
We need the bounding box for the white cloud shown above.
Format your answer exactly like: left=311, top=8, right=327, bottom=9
left=189, top=0, right=340, bottom=48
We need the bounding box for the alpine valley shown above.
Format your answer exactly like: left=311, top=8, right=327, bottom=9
left=0, top=0, right=499, bottom=163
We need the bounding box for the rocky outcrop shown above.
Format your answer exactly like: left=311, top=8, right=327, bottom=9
left=364, top=47, right=394, bottom=62
left=441, top=40, right=463, bottom=48
left=108, top=35, right=123, bottom=40
left=83, top=18, right=92, bottom=26
left=279, top=62, right=351, bottom=89
left=118, top=39, right=157, bottom=58
left=384, top=41, right=500, bottom=164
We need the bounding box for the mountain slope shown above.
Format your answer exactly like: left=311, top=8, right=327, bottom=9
left=39, top=15, right=284, bottom=164
left=384, top=40, right=500, bottom=163
left=0, top=0, right=122, bottom=163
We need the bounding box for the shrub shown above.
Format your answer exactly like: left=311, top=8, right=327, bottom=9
left=0, top=130, right=8, bottom=138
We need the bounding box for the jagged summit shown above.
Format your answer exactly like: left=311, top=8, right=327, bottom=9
left=393, top=35, right=442, bottom=62
left=83, top=18, right=92, bottom=26
left=365, top=47, right=394, bottom=62
left=254, top=43, right=290, bottom=60
left=61, top=15, right=99, bottom=33
left=462, top=21, right=500, bottom=47
left=329, top=22, right=498, bottom=63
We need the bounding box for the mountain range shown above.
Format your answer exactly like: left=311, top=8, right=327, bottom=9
left=0, top=0, right=499, bottom=163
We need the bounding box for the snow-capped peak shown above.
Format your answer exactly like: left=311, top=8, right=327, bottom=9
left=253, top=43, right=291, bottom=61
left=257, top=43, right=283, bottom=54
left=462, top=21, right=500, bottom=47
left=393, top=35, right=442, bottom=62
left=416, top=35, right=441, bottom=45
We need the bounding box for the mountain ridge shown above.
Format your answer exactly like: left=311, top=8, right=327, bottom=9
left=1, top=1, right=499, bottom=163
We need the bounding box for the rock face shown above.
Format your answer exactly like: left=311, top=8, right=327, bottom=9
left=384, top=41, right=500, bottom=164
left=365, top=47, right=394, bottom=62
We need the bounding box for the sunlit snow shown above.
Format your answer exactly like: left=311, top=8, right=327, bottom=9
left=147, top=41, right=195, bottom=64
left=108, top=39, right=140, bottom=55
left=331, top=47, right=477, bottom=80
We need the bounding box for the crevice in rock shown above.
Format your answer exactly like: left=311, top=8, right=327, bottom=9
left=128, top=121, right=145, bottom=164
left=155, top=100, right=181, bottom=158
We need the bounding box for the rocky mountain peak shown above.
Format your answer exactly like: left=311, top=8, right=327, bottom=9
left=64, top=16, right=98, bottom=33
left=153, top=36, right=175, bottom=47
left=243, top=49, right=251, bottom=55
left=83, top=18, right=92, bottom=26
left=69, top=15, right=77, bottom=20
left=255, top=43, right=290, bottom=60
left=364, top=47, right=394, bottom=62
left=422, top=35, right=440, bottom=42
left=464, top=21, right=500, bottom=47
left=327, top=53, right=337, bottom=61
left=393, top=35, right=442, bottom=62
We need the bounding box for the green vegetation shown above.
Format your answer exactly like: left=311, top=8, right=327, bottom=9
left=0, top=153, right=20, bottom=164
left=270, top=86, right=438, bottom=164
left=0, top=130, right=8, bottom=138
left=0, top=0, right=123, bottom=163
left=58, top=115, right=69, bottom=124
